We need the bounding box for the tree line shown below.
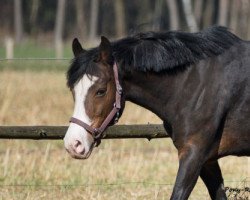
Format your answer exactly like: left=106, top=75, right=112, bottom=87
left=1, top=0, right=250, bottom=45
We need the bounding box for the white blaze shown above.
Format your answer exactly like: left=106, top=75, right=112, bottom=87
left=64, top=75, right=98, bottom=157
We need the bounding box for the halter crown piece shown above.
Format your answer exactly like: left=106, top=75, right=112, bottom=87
left=69, top=62, right=122, bottom=146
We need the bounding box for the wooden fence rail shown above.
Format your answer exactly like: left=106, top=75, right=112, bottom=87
left=0, top=125, right=168, bottom=140
left=1, top=125, right=249, bottom=177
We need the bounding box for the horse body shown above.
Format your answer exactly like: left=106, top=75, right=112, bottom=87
left=122, top=41, right=250, bottom=159
left=64, top=27, right=250, bottom=200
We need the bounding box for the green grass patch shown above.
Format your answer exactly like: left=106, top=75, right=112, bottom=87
left=0, top=41, right=73, bottom=72
left=0, top=41, right=73, bottom=58
left=0, top=60, right=70, bottom=71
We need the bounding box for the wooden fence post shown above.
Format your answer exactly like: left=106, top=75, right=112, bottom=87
left=248, top=158, right=250, bottom=179
left=5, top=37, right=14, bottom=59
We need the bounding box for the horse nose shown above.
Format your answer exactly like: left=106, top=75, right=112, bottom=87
left=73, top=140, right=85, bottom=155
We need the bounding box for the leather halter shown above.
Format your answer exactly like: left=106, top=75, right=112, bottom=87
left=69, top=62, right=122, bottom=145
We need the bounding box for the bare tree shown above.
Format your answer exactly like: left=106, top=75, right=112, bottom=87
left=201, top=0, right=213, bottom=29
left=166, top=0, right=179, bottom=30
left=229, top=0, right=239, bottom=33
left=30, top=0, right=40, bottom=33
left=14, top=0, right=23, bottom=43
left=152, top=0, right=163, bottom=31
left=135, top=0, right=153, bottom=32
left=75, top=0, right=86, bottom=41
left=182, top=0, right=198, bottom=31
left=114, top=0, right=126, bottom=37
left=247, top=1, right=250, bottom=39
left=218, top=0, right=229, bottom=26
left=194, top=0, right=203, bottom=28
left=54, top=0, right=66, bottom=59
left=89, top=0, right=99, bottom=42
left=239, top=0, right=249, bottom=39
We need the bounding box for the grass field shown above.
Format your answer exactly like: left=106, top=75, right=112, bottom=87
left=0, top=64, right=249, bottom=199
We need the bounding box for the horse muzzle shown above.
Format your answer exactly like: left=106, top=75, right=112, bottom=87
left=64, top=123, right=95, bottom=159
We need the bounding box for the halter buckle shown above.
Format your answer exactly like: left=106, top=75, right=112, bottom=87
left=93, top=128, right=99, bottom=134
left=93, top=128, right=102, bottom=139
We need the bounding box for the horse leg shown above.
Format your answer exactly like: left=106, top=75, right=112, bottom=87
left=200, top=161, right=227, bottom=200
left=167, top=107, right=228, bottom=199
left=170, top=143, right=207, bottom=200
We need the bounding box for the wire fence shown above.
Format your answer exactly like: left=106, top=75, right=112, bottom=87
left=0, top=182, right=248, bottom=199
left=0, top=57, right=72, bottom=71
left=0, top=180, right=249, bottom=199
left=0, top=58, right=71, bottom=61
left=0, top=180, right=248, bottom=187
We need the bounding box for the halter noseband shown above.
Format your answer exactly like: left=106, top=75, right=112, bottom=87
left=69, top=62, right=122, bottom=146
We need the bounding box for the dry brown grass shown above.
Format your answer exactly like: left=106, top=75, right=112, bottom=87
left=0, top=69, right=249, bottom=200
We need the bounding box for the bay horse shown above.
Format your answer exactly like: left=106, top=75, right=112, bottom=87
left=64, top=26, right=250, bottom=200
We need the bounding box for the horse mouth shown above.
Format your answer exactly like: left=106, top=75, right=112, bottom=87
left=71, top=149, right=93, bottom=159
left=66, top=143, right=95, bottom=160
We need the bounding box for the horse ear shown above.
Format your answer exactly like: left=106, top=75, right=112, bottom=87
left=98, top=36, right=112, bottom=63
left=72, top=38, right=85, bottom=57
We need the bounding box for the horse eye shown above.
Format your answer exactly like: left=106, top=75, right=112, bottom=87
left=96, top=89, right=107, bottom=97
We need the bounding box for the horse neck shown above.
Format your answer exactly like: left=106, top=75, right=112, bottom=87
left=120, top=68, right=189, bottom=121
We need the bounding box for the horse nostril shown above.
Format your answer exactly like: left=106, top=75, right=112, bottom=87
left=73, top=140, right=85, bottom=155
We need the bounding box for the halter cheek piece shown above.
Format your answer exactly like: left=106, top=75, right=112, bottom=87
left=69, top=62, right=122, bottom=146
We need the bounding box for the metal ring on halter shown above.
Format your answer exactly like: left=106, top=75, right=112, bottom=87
left=114, top=111, right=120, bottom=123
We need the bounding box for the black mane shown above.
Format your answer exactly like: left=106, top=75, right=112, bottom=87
left=67, top=26, right=241, bottom=88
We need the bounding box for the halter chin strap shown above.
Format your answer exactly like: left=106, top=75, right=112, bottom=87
left=69, top=62, right=122, bottom=146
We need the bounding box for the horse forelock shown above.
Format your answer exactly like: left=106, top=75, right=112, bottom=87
left=67, top=48, right=99, bottom=89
